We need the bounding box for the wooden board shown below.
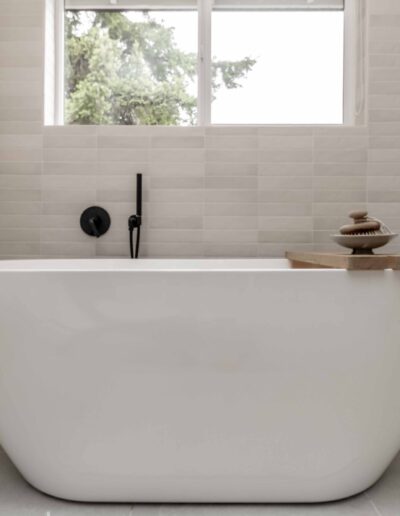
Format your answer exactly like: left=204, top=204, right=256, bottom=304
left=285, top=251, right=400, bottom=270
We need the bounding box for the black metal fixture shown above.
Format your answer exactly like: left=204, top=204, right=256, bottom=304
left=80, top=206, right=111, bottom=238
left=128, top=173, right=142, bottom=259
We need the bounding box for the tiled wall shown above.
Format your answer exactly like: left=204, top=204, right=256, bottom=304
left=0, top=0, right=399, bottom=259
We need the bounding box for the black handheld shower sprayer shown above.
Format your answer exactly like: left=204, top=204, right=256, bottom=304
left=128, top=173, right=142, bottom=259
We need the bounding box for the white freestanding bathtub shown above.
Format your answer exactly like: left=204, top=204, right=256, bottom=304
left=0, top=258, right=400, bottom=503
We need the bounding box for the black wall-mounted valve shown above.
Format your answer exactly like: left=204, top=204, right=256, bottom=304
left=80, top=206, right=111, bottom=238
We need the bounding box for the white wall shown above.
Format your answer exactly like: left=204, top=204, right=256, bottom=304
left=0, top=0, right=399, bottom=258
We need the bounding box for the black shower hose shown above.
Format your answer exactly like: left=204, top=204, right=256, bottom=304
left=130, top=225, right=141, bottom=259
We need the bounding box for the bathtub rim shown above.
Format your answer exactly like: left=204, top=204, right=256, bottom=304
left=0, top=257, right=369, bottom=272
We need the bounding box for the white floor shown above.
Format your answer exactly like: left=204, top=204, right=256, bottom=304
left=1, top=447, right=400, bottom=516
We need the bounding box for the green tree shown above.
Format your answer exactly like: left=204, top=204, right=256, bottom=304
left=65, top=10, right=256, bottom=125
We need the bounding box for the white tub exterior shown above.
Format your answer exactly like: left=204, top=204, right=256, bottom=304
left=0, top=258, right=399, bottom=503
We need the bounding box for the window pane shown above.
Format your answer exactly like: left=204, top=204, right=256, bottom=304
left=211, top=11, right=344, bottom=124
left=65, top=10, right=197, bottom=125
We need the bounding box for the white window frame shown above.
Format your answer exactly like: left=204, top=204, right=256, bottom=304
left=45, top=0, right=363, bottom=126
left=45, top=0, right=65, bottom=125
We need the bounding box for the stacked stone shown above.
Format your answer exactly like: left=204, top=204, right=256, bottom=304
left=340, top=211, right=381, bottom=236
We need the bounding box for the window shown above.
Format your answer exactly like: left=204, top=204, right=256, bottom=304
left=47, top=0, right=357, bottom=126
left=64, top=2, right=198, bottom=125
left=211, top=7, right=344, bottom=124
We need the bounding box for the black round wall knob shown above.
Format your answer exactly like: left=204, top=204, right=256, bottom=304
left=80, top=206, right=111, bottom=238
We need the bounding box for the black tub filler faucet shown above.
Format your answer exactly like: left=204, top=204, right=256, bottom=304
left=128, top=173, right=142, bottom=259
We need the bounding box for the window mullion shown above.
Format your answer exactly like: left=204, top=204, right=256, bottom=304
left=54, top=0, right=64, bottom=125
left=198, top=0, right=212, bottom=125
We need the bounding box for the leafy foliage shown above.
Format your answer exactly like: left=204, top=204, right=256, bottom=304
left=65, top=10, right=256, bottom=125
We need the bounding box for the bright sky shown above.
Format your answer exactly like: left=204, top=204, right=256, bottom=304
left=75, top=10, right=344, bottom=125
